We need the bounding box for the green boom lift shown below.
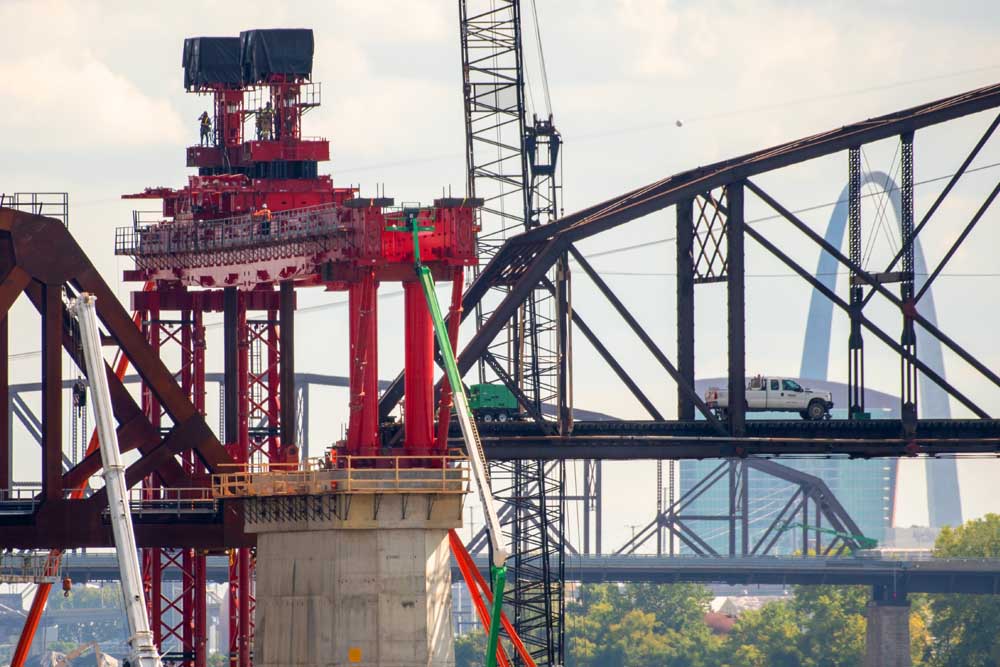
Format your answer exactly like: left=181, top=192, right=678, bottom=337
left=387, top=211, right=510, bottom=666
left=782, top=522, right=878, bottom=551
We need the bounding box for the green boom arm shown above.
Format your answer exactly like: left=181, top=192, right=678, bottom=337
left=388, top=213, right=510, bottom=666
left=783, top=522, right=878, bottom=550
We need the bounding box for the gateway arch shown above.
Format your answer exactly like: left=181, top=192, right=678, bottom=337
left=799, top=171, right=961, bottom=528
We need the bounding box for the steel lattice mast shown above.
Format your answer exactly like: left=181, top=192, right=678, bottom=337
left=459, top=1, right=566, bottom=664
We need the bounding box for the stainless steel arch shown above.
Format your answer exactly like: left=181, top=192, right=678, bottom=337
left=799, top=170, right=961, bottom=527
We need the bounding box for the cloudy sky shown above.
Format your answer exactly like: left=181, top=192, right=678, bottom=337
left=4, top=0, right=1000, bottom=547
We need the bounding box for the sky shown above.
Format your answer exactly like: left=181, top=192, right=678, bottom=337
left=4, top=0, right=1000, bottom=549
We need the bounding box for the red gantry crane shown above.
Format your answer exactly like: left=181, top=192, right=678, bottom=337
left=113, top=28, right=482, bottom=667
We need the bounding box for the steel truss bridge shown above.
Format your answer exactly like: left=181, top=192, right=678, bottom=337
left=4, top=80, right=1000, bottom=664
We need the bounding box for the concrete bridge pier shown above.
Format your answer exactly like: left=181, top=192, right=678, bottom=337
left=236, top=476, right=465, bottom=667
left=864, top=586, right=910, bottom=667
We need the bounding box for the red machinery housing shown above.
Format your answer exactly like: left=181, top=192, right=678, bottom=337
left=114, top=29, right=479, bottom=667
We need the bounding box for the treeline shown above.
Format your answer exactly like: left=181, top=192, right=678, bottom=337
left=455, top=513, right=1000, bottom=667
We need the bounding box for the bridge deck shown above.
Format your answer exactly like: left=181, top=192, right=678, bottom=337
left=60, top=553, right=1000, bottom=595
left=464, top=419, right=1000, bottom=458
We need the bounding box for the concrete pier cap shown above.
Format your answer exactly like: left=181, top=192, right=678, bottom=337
left=213, top=456, right=468, bottom=667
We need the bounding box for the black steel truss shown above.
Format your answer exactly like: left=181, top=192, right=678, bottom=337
left=375, top=80, right=1000, bottom=661
left=615, top=458, right=866, bottom=557
left=380, top=84, right=1000, bottom=434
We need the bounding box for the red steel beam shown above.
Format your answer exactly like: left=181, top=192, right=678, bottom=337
left=403, top=280, right=434, bottom=457
left=435, top=268, right=464, bottom=453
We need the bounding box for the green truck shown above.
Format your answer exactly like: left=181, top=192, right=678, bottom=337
left=468, top=383, right=519, bottom=422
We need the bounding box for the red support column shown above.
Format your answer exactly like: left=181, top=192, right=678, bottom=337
left=279, top=281, right=296, bottom=461
left=140, top=302, right=162, bottom=651
left=229, top=292, right=253, bottom=667
left=238, top=548, right=251, bottom=667
left=403, top=280, right=434, bottom=458
left=150, top=553, right=164, bottom=649
left=435, top=269, right=464, bottom=454
left=348, top=270, right=379, bottom=457
left=194, top=555, right=207, bottom=667
left=266, top=309, right=280, bottom=462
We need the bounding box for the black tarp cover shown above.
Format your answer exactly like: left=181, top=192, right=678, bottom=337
left=183, top=37, right=242, bottom=89
left=239, top=29, right=314, bottom=83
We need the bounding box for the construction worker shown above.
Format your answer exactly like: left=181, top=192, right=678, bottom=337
left=253, top=203, right=273, bottom=235
left=257, top=101, right=274, bottom=140
left=198, top=111, right=212, bottom=146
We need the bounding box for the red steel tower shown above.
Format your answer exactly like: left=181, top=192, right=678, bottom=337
left=116, top=29, right=478, bottom=667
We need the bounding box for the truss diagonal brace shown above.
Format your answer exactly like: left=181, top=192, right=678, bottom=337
left=746, top=179, right=1000, bottom=395
left=567, top=245, right=725, bottom=434
left=744, top=224, right=988, bottom=418
left=539, top=276, right=664, bottom=421
left=862, top=110, right=1000, bottom=308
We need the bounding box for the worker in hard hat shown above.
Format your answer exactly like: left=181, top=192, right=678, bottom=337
left=257, top=101, right=274, bottom=140
left=253, top=203, right=273, bottom=235
left=198, top=111, right=212, bottom=146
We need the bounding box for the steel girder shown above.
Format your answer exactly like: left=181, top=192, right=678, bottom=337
left=376, top=81, right=1000, bottom=458
left=0, top=208, right=244, bottom=548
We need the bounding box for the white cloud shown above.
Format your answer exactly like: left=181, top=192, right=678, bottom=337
left=0, top=1, right=185, bottom=150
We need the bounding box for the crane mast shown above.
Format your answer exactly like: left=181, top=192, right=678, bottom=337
left=459, top=1, right=566, bottom=663
left=72, top=295, right=162, bottom=667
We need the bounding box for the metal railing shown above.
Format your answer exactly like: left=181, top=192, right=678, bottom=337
left=1, top=192, right=69, bottom=227
left=128, top=487, right=217, bottom=515
left=0, top=550, right=63, bottom=584
left=212, top=455, right=470, bottom=498
left=115, top=202, right=345, bottom=257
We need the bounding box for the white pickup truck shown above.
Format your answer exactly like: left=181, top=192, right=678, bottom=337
left=705, top=376, right=834, bottom=420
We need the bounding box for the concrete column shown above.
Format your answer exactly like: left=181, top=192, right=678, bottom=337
left=250, top=493, right=462, bottom=667
left=864, top=588, right=911, bottom=667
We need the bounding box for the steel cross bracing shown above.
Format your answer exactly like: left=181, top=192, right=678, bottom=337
left=379, top=80, right=1000, bottom=460
left=614, top=458, right=868, bottom=558
left=7, top=84, right=1000, bottom=549
left=139, top=313, right=209, bottom=667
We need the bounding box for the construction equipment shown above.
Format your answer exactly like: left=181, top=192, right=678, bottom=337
left=388, top=212, right=510, bottom=666
left=12, top=284, right=153, bottom=667
left=71, top=294, right=162, bottom=667
left=48, top=642, right=120, bottom=667
left=459, top=3, right=568, bottom=661
left=782, top=522, right=879, bottom=551
left=468, top=384, right=520, bottom=422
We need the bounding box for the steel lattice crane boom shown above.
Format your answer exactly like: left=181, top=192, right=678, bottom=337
left=71, top=295, right=162, bottom=667
left=459, top=2, right=567, bottom=662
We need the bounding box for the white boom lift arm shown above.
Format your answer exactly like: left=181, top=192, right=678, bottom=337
left=72, top=295, right=162, bottom=667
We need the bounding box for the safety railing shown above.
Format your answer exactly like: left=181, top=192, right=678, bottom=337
left=0, top=487, right=43, bottom=501
left=0, top=550, right=63, bottom=584
left=54, top=486, right=217, bottom=516
left=211, top=455, right=470, bottom=499
left=114, top=202, right=345, bottom=257
left=127, top=487, right=218, bottom=515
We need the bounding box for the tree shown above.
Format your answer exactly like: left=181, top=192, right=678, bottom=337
left=716, top=585, right=878, bottom=667
left=566, top=583, right=723, bottom=666
left=723, top=601, right=803, bottom=667
left=927, top=513, right=1000, bottom=666
left=790, top=586, right=866, bottom=667
left=454, top=630, right=486, bottom=667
